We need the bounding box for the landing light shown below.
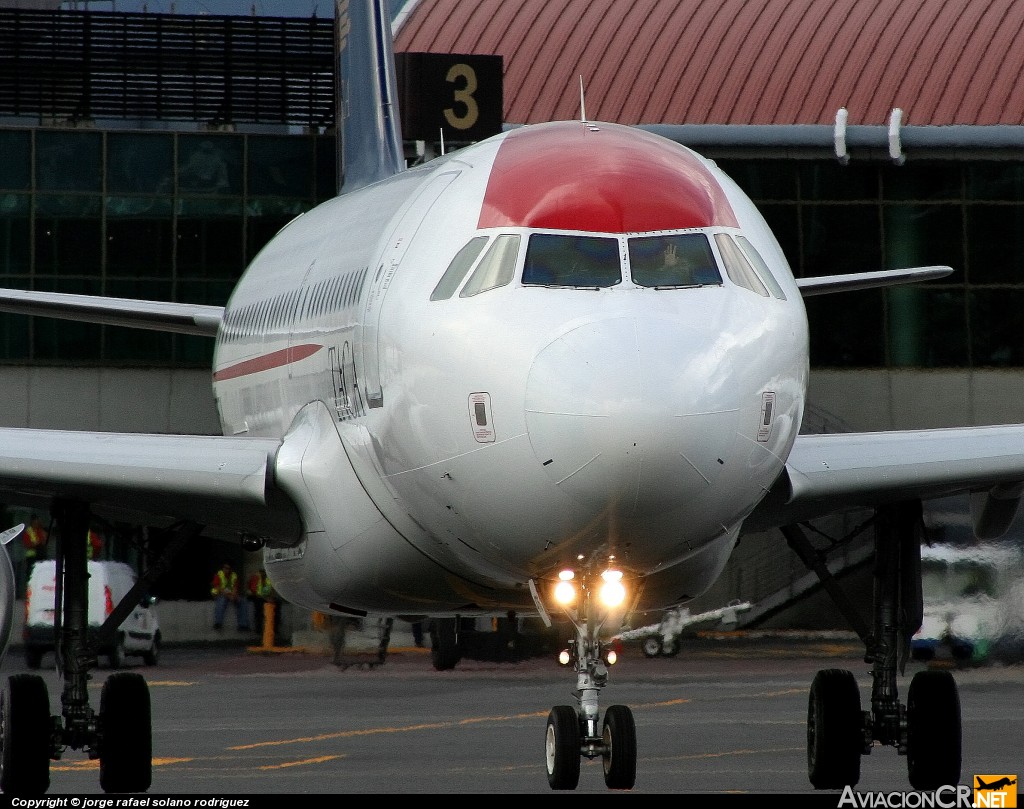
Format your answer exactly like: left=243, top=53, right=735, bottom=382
left=558, top=649, right=571, bottom=666
left=599, top=569, right=626, bottom=608
left=554, top=579, right=577, bottom=605
left=606, top=649, right=618, bottom=666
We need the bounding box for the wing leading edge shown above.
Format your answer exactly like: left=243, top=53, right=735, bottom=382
left=0, top=428, right=300, bottom=542
left=0, top=288, right=222, bottom=337
left=747, top=425, right=1024, bottom=537
left=797, top=266, right=952, bottom=296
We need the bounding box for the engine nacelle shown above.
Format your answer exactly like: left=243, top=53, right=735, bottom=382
left=0, top=524, right=24, bottom=665
left=970, top=482, right=1024, bottom=540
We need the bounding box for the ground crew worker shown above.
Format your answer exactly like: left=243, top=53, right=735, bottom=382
left=247, top=568, right=277, bottom=640
left=211, top=561, right=249, bottom=631
left=22, top=514, right=48, bottom=578
left=86, top=527, right=103, bottom=560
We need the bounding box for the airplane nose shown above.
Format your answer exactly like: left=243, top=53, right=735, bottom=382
left=524, top=316, right=742, bottom=514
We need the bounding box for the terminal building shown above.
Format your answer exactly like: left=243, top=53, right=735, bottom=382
left=1, top=0, right=1022, bottom=615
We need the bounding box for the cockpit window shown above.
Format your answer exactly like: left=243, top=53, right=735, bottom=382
left=714, top=233, right=770, bottom=297
left=628, top=234, right=722, bottom=288
left=460, top=234, right=521, bottom=297
left=735, top=235, right=787, bottom=300
left=431, top=236, right=488, bottom=301
left=522, top=234, right=621, bottom=288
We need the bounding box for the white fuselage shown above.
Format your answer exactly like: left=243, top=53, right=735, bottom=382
left=211, top=121, right=808, bottom=620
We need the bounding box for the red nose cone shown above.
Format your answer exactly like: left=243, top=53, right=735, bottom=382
left=478, top=121, right=738, bottom=233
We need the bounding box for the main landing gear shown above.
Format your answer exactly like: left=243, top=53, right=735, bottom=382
left=542, top=568, right=636, bottom=791
left=785, top=501, right=962, bottom=792
left=0, top=502, right=199, bottom=796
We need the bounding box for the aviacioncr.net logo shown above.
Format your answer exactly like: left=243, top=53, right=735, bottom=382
left=973, top=775, right=1018, bottom=808
left=838, top=785, right=974, bottom=808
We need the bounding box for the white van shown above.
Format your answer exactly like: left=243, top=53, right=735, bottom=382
left=23, top=559, right=161, bottom=669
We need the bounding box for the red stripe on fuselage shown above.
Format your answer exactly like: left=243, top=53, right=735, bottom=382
left=478, top=122, right=738, bottom=233
left=213, top=344, right=322, bottom=382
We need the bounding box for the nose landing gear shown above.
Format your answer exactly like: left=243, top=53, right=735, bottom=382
left=542, top=571, right=636, bottom=791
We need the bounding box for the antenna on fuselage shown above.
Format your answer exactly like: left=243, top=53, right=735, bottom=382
left=440, top=127, right=446, bottom=156
left=579, top=75, right=587, bottom=123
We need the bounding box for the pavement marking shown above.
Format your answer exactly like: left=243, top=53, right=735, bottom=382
left=258, top=755, right=345, bottom=770
left=53, top=757, right=193, bottom=771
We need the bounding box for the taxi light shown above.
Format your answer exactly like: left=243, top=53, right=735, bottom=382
left=558, top=569, right=575, bottom=581
left=554, top=579, right=577, bottom=605
left=599, top=579, right=626, bottom=608
left=558, top=649, right=571, bottom=665
left=606, top=649, right=618, bottom=666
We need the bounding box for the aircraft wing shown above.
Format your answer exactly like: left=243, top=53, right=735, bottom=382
left=747, top=425, right=1024, bottom=536
left=797, top=266, right=952, bottom=296
left=0, top=428, right=301, bottom=542
left=0, top=288, right=222, bottom=336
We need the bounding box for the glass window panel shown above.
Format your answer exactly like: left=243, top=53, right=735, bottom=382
left=177, top=218, right=244, bottom=279
left=0, top=312, right=30, bottom=359
left=800, top=203, right=881, bottom=277
left=316, top=135, right=338, bottom=201
left=714, top=233, right=769, bottom=295
left=798, top=162, right=878, bottom=202
left=735, top=235, right=787, bottom=299
left=35, top=212, right=102, bottom=276
left=0, top=131, right=30, bottom=190
left=431, top=236, right=488, bottom=300
left=176, top=198, right=242, bottom=217
left=965, top=205, right=1024, bottom=284
left=177, top=136, right=242, bottom=195
left=522, top=234, right=620, bottom=287
left=107, top=219, right=173, bottom=277
left=806, top=289, right=884, bottom=367
left=969, top=289, right=1024, bottom=366
left=36, top=131, right=101, bottom=192
left=106, top=196, right=172, bottom=218
left=629, top=233, right=721, bottom=287
left=882, top=162, right=961, bottom=201
left=106, top=279, right=173, bottom=302
left=966, top=163, right=1024, bottom=201
left=176, top=279, right=235, bottom=306
left=0, top=194, right=30, bottom=274
left=883, top=204, right=963, bottom=281
left=173, top=334, right=215, bottom=365
left=36, top=194, right=101, bottom=218
left=102, top=325, right=173, bottom=363
left=887, top=287, right=967, bottom=367
left=247, top=214, right=300, bottom=264
left=461, top=234, right=521, bottom=297
left=107, top=133, right=173, bottom=194
left=248, top=136, right=313, bottom=197
left=246, top=198, right=307, bottom=217
left=715, top=160, right=796, bottom=200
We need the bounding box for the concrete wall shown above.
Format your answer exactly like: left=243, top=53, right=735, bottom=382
left=0, top=367, right=221, bottom=434
left=809, top=369, right=1024, bottom=431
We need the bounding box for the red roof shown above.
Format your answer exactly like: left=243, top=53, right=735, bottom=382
left=394, top=0, right=1024, bottom=126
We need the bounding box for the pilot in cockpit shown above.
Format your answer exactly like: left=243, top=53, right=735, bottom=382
left=630, top=234, right=721, bottom=287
